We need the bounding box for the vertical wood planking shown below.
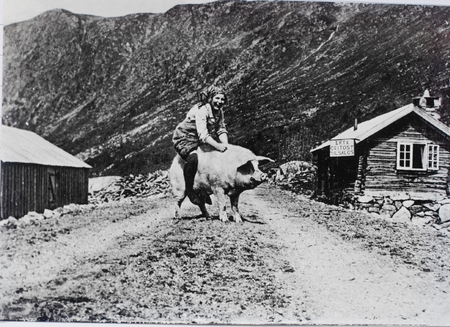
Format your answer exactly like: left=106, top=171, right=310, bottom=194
left=1, top=162, right=90, bottom=219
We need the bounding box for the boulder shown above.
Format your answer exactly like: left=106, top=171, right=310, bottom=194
left=403, top=200, right=415, bottom=208
left=63, top=204, right=79, bottom=214
left=392, top=207, right=412, bottom=222
left=357, top=195, right=374, bottom=203
left=7, top=217, right=18, bottom=225
left=439, top=204, right=450, bottom=223
left=20, top=216, right=34, bottom=225
left=415, top=211, right=425, bottom=217
left=423, top=203, right=441, bottom=212
left=26, top=211, right=45, bottom=221
left=43, top=209, right=54, bottom=219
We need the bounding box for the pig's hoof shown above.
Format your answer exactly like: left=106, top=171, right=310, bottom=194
left=219, top=214, right=229, bottom=223
left=234, top=214, right=243, bottom=223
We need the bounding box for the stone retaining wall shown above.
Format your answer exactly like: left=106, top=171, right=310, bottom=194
left=352, top=194, right=450, bottom=228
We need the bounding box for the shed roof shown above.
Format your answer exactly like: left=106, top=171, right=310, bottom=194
left=1, top=125, right=92, bottom=168
left=311, top=104, right=450, bottom=153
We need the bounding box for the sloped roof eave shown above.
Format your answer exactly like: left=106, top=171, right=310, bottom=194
left=311, top=104, right=450, bottom=153
left=1, top=125, right=92, bottom=168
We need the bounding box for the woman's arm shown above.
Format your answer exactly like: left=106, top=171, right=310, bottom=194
left=205, top=136, right=227, bottom=152
left=218, top=133, right=228, bottom=144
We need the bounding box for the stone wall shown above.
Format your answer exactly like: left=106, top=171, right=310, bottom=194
left=352, top=194, right=450, bottom=229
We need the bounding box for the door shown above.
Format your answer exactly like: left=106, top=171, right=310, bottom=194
left=48, top=167, right=58, bottom=209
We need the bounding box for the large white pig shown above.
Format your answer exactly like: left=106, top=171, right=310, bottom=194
left=169, top=144, right=274, bottom=223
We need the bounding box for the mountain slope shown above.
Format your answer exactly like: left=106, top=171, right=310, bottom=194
left=3, top=1, right=450, bottom=175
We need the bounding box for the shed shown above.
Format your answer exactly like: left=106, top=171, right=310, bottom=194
left=311, top=101, right=450, bottom=208
left=1, top=125, right=92, bottom=219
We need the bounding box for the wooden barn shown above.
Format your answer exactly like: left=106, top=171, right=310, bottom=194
left=1, top=125, right=92, bottom=219
left=311, top=100, right=450, bottom=211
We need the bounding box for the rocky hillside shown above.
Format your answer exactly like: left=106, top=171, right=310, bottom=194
left=3, top=1, right=450, bottom=175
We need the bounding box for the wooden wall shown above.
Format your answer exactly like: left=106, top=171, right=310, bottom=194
left=363, top=115, right=450, bottom=199
left=1, top=163, right=89, bottom=219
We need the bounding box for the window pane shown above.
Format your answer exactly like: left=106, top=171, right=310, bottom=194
left=398, top=143, right=412, bottom=168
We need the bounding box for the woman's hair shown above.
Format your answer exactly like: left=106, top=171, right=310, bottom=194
left=197, top=85, right=227, bottom=106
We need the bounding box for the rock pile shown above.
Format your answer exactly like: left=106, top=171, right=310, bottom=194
left=89, top=170, right=171, bottom=204
left=270, top=161, right=317, bottom=196
left=0, top=203, right=96, bottom=229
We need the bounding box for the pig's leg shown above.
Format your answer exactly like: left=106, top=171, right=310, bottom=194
left=174, top=194, right=185, bottom=219
left=229, top=194, right=242, bottom=223
left=214, top=188, right=228, bottom=222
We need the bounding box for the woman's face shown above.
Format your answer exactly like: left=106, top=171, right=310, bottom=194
left=211, top=94, right=226, bottom=110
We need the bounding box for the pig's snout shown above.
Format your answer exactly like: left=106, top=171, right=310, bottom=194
left=250, top=172, right=268, bottom=184
left=261, top=172, right=268, bottom=181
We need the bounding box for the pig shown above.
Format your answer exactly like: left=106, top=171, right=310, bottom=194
left=169, top=144, right=274, bottom=223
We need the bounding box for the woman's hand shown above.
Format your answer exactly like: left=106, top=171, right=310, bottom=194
left=205, top=136, right=227, bottom=152
left=216, top=144, right=228, bottom=152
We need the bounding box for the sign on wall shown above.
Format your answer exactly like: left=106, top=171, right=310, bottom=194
left=330, top=139, right=355, bottom=157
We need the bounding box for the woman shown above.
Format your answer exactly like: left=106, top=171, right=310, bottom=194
left=172, top=85, right=229, bottom=204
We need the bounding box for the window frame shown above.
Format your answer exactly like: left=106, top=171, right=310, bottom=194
left=396, top=141, right=439, bottom=171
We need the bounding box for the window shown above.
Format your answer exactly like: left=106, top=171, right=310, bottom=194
left=397, top=142, right=439, bottom=171
left=428, top=145, right=439, bottom=170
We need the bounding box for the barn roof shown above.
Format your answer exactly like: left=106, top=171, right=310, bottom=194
left=311, top=104, right=450, bottom=153
left=1, top=125, right=92, bottom=168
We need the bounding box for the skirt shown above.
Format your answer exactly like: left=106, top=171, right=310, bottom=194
left=172, top=124, right=199, bottom=160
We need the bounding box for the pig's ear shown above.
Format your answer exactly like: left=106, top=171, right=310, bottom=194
left=255, top=156, right=275, bottom=165
left=237, top=160, right=255, bottom=175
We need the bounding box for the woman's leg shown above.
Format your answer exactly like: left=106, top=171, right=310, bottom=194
left=184, top=152, right=200, bottom=204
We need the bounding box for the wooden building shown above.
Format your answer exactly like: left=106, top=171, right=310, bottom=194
left=1, top=125, right=92, bottom=219
left=311, top=101, right=450, bottom=210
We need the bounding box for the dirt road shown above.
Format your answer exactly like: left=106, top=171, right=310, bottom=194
left=1, top=185, right=450, bottom=324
